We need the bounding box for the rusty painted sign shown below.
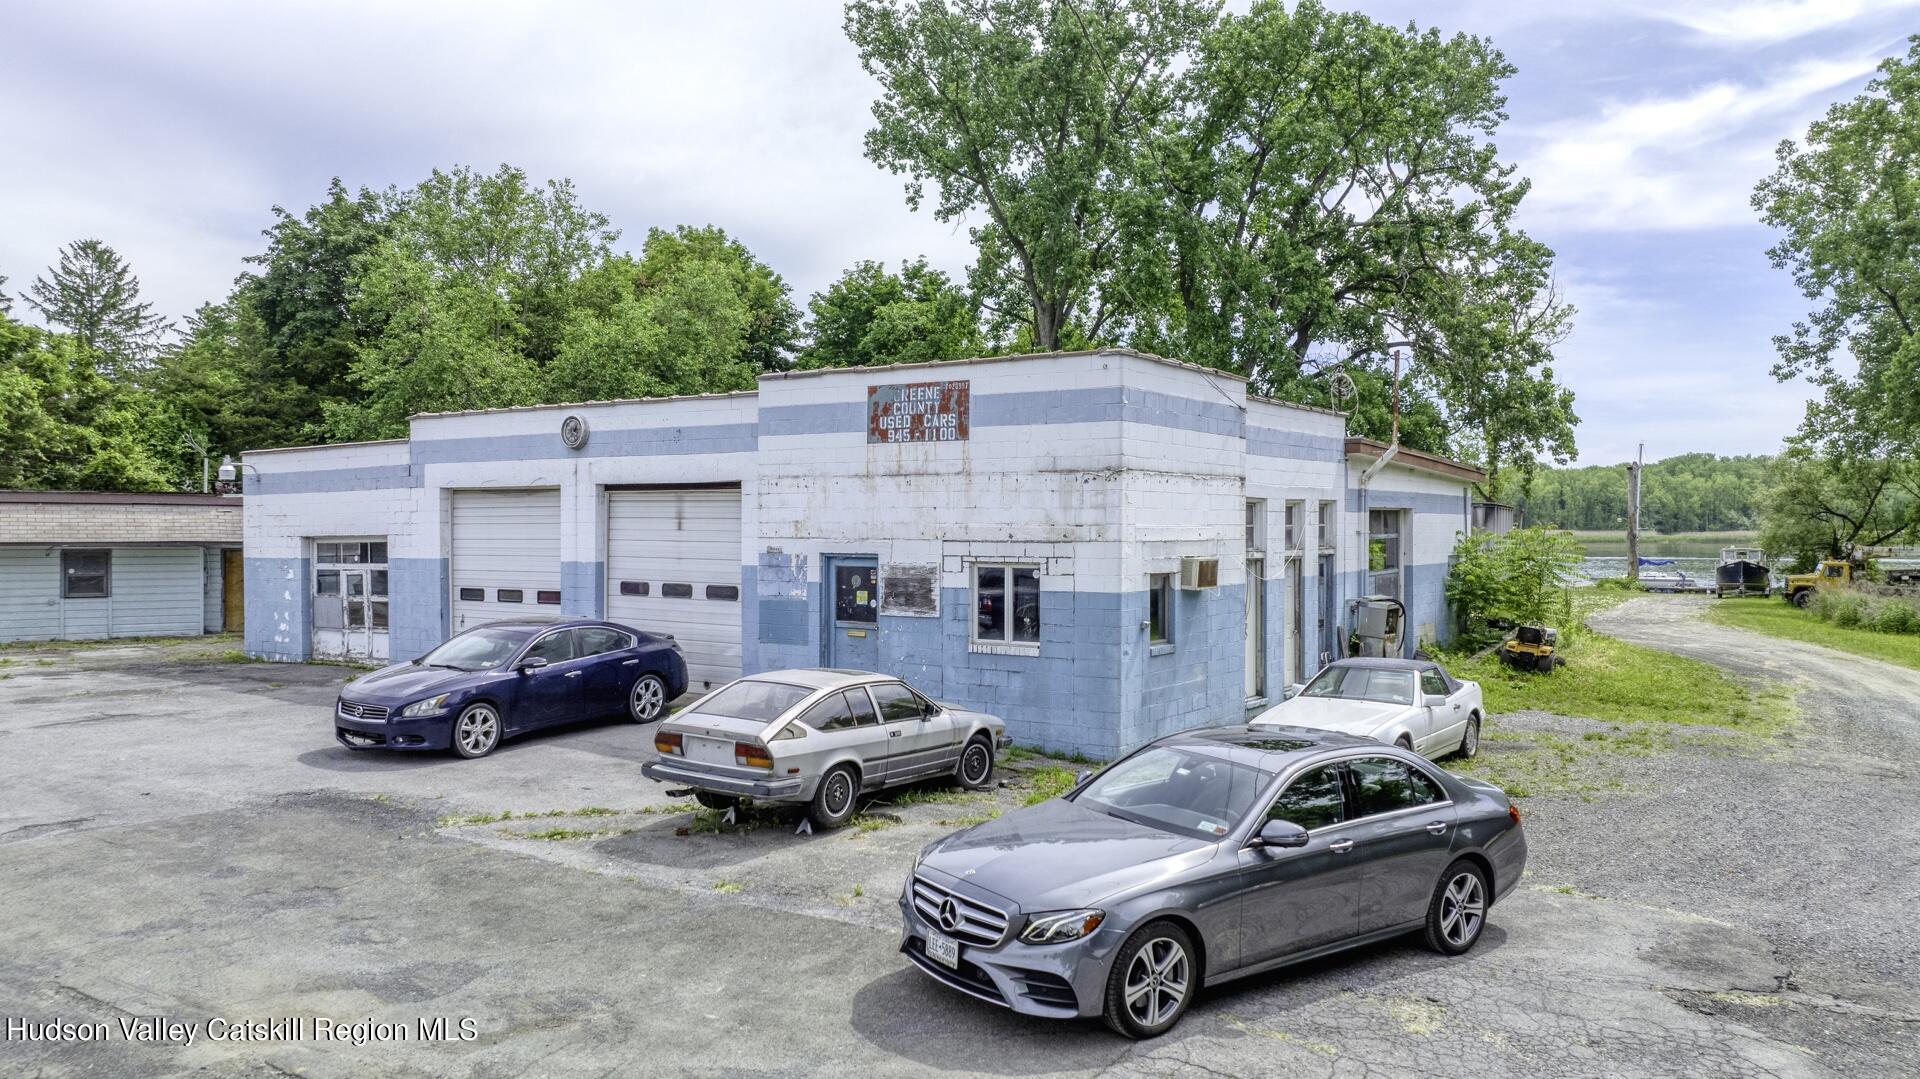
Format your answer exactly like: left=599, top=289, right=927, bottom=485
left=867, top=380, right=970, bottom=444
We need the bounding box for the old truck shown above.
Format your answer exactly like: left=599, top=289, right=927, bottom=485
left=1784, top=560, right=1853, bottom=607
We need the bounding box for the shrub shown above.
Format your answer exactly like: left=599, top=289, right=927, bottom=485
left=1870, top=599, right=1920, bottom=635
left=1827, top=593, right=1871, bottom=629
left=1446, top=527, right=1585, bottom=642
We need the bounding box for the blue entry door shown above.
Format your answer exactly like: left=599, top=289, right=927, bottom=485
left=825, top=557, right=879, bottom=671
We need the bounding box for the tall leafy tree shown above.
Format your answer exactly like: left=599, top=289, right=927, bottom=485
left=328, top=165, right=617, bottom=438
left=0, top=312, right=174, bottom=490
left=634, top=225, right=800, bottom=372
left=1758, top=445, right=1919, bottom=567
left=24, top=239, right=171, bottom=380
left=798, top=258, right=982, bottom=368
left=0, top=271, right=11, bottom=316
left=847, top=0, right=1215, bottom=352
left=544, top=253, right=757, bottom=402
left=1755, top=37, right=1920, bottom=459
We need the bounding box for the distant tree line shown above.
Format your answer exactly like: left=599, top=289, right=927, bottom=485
left=1, top=0, right=1581, bottom=492
left=1513, top=454, right=1773, bottom=534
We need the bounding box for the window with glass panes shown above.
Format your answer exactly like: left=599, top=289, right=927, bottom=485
left=974, top=564, right=1040, bottom=644
left=1318, top=501, right=1336, bottom=549
left=313, top=539, right=391, bottom=632
left=1148, top=573, right=1174, bottom=644
left=1367, top=510, right=1403, bottom=599
left=1284, top=501, right=1303, bottom=549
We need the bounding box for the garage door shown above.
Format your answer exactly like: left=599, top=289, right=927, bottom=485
left=605, top=487, right=742, bottom=691
left=451, top=488, right=562, bottom=633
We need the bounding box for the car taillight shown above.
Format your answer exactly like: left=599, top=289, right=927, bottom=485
left=655, top=731, right=683, bottom=755
left=1508, top=803, right=1522, bottom=825
left=735, top=741, right=773, bottom=769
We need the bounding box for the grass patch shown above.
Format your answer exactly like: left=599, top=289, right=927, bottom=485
left=1442, top=591, right=1791, bottom=735
left=513, top=827, right=620, bottom=841
left=936, top=807, right=1002, bottom=827
left=1021, top=766, right=1079, bottom=806
left=437, top=806, right=625, bottom=827
left=1706, top=601, right=1920, bottom=671
left=0, top=632, right=242, bottom=655
left=883, top=786, right=975, bottom=808
left=713, top=880, right=744, bottom=894
left=851, top=812, right=901, bottom=833
left=1003, top=745, right=1099, bottom=765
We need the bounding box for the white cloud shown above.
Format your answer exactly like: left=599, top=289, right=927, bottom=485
left=1629, top=0, right=1920, bottom=45
left=1515, top=53, right=1884, bottom=230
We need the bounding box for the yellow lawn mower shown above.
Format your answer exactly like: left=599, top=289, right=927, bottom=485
left=1499, top=624, right=1563, bottom=673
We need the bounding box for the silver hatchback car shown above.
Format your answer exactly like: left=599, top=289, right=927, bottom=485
left=640, top=669, right=1009, bottom=828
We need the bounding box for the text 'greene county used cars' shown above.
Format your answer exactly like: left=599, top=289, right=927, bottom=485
left=900, top=724, right=1525, bottom=1038
left=641, top=670, right=1009, bottom=828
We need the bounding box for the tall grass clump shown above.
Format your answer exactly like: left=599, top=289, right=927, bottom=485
left=1812, top=590, right=1920, bottom=636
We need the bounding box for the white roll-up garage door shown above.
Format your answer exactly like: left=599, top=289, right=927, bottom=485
left=605, top=487, right=742, bottom=691
left=450, top=488, right=562, bottom=633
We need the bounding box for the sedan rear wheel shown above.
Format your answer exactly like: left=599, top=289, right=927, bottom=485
left=451, top=704, right=501, bottom=759
left=629, top=673, right=667, bottom=723
left=808, top=765, right=859, bottom=830
left=1423, top=860, right=1490, bottom=955
left=955, top=737, right=995, bottom=790
left=1102, top=921, right=1196, bottom=1039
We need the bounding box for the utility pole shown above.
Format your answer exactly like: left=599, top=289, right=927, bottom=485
left=1625, top=443, right=1643, bottom=586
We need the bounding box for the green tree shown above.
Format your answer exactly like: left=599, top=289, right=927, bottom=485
left=798, top=258, right=982, bottom=368
left=23, top=239, right=171, bottom=380
left=1755, top=37, right=1920, bottom=459
left=327, top=165, right=617, bottom=438
left=544, top=254, right=757, bottom=402
left=0, top=271, right=11, bottom=316
left=1757, top=445, right=1919, bottom=569
left=634, top=225, right=800, bottom=372
left=0, top=313, right=174, bottom=491
left=847, top=0, right=1214, bottom=352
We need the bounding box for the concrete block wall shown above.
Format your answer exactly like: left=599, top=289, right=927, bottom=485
left=242, top=439, right=415, bottom=660
left=1351, top=460, right=1474, bottom=650
left=1246, top=399, right=1351, bottom=692
left=0, top=501, right=241, bottom=545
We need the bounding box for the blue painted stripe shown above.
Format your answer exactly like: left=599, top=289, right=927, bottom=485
left=1247, top=427, right=1345, bottom=462
left=246, top=464, right=414, bottom=496
left=410, top=422, right=759, bottom=466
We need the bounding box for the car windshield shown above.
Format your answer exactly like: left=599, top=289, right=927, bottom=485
left=1072, top=747, right=1273, bottom=841
left=1300, top=665, right=1416, bottom=705
left=695, top=680, right=814, bottom=723
left=419, top=627, right=534, bottom=671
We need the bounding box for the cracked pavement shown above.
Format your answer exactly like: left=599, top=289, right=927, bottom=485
left=1, top=601, right=1915, bottom=1077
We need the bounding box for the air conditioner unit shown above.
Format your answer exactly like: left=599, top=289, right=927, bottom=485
left=1179, top=557, right=1219, bottom=590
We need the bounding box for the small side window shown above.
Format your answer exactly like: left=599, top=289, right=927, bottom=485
left=1349, top=757, right=1443, bottom=818
left=797, top=692, right=858, bottom=732
left=61, top=549, right=111, bottom=599
left=536, top=590, right=562, bottom=605
left=1420, top=670, right=1447, bottom=697
left=845, top=688, right=880, bottom=727
left=706, top=585, right=740, bottom=601
left=871, top=682, right=926, bottom=723
left=1148, top=573, right=1173, bottom=644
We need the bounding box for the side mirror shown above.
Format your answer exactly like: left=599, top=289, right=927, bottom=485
left=516, top=656, right=550, bottom=673
left=1075, top=769, right=1095, bottom=786
left=1282, top=684, right=1304, bottom=700
left=1423, top=694, right=1447, bottom=707
left=1249, top=819, right=1310, bottom=849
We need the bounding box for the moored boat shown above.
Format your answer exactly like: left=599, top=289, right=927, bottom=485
left=1716, top=546, right=1771, bottom=598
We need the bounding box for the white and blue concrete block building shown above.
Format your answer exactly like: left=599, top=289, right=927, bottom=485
left=241, top=349, right=1478, bottom=757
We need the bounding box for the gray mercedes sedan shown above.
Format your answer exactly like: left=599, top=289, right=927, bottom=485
left=900, top=725, right=1526, bottom=1038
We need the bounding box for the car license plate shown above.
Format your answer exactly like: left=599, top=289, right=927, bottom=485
left=925, top=930, right=960, bottom=969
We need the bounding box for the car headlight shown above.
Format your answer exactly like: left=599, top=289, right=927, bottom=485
left=1020, top=909, right=1106, bottom=945
left=401, top=694, right=451, bottom=717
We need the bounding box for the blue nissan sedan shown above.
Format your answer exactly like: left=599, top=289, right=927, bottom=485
left=334, top=617, right=688, bottom=758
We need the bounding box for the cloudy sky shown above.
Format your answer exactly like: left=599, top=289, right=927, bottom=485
left=3, top=1, right=1913, bottom=466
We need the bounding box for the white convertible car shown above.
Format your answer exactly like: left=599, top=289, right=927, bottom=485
left=1250, top=657, right=1484, bottom=760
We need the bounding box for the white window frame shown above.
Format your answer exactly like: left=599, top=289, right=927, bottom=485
left=1318, top=500, right=1337, bottom=550
left=971, top=563, right=1041, bottom=647
left=1284, top=501, right=1304, bottom=551
left=1367, top=510, right=1404, bottom=599
left=1245, top=499, right=1267, bottom=557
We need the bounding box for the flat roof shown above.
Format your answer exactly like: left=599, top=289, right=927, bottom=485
left=755, top=346, right=1251, bottom=386
left=407, top=389, right=760, bottom=423
left=1345, top=438, right=1486, bottom=483
left=243, top=437, right=410, bottom=458
left=0, top=490, right=241, bottom=507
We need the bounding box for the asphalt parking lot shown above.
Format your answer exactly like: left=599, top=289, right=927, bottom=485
left=2, top=601, right=1916, bottom=1078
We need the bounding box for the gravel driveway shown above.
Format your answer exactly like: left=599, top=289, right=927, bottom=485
left=1, top=605, right=1915, bottom=1078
